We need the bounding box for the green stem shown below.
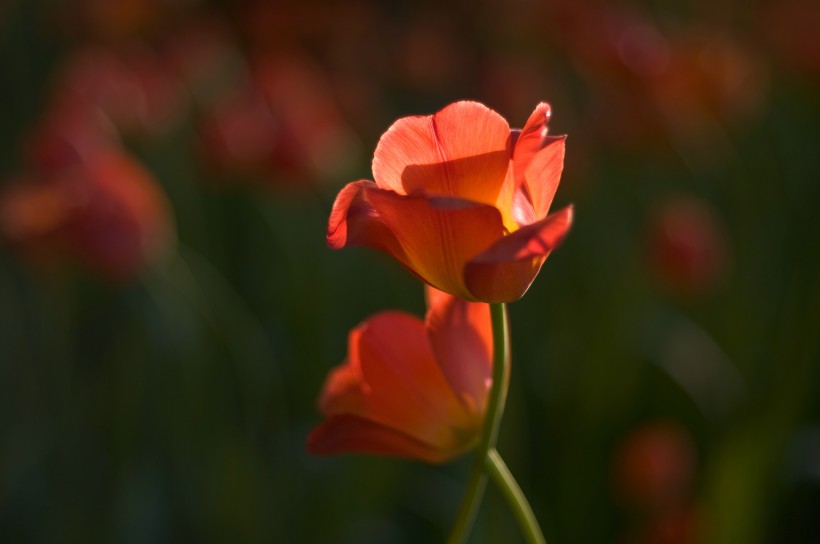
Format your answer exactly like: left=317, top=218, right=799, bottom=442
left=447, top=303, right=510, bottom=544
left=486, top=448, right=547, bottom=544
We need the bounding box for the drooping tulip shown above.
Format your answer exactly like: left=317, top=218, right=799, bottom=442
left=307, top=287, right=493, bottom=463
left=328, top=100, right=573, bottom=303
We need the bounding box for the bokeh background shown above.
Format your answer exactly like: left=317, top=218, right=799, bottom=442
left=1, top=0, right=819, bottom=542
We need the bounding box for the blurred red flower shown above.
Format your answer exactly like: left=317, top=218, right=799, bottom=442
left=762, top=0, right=820, bottom=83
left=613, top=421, right=697, bottom=512
left=308, top=287, right=493, bottom=464
left=1, top=150, right=174, bottom=281
left=328, top=101, right=573, bottom=303
left=198, top=54, right=358, bottom=187
left=25, top=99, right=120, bottom=173
left=648, top=195, right=729, bottom=296
left=55, top=46, right=187, bottom=137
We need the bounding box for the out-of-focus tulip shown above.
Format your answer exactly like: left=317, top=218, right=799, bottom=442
left=646, top=31, right=768, bottom=132
left=56, top=46, right=186, bottom=137
left=1, top=150, right=174, bottom=281
left=308, top=287, right=492, bottom=464
left=328, top=101, right=573, bottom=303
left=648, top=195, right=729, bottom=296
left=25, top=100, right=120, bottom=173
left=546, top=2, right=671, bottom=84
left=762, top=0, right=820, bottom=83
left=197, top=86, right=278, bottom=180
left=613, top=421, right=697, bottom=512
left=199, top=54, right=359, bottom=186
left=252, top=55, right=359, bottom=183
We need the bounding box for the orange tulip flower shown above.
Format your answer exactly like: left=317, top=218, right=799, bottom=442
left=307, top=287, right=493, bottom=463
left=328, top=100, right=573, bottom=302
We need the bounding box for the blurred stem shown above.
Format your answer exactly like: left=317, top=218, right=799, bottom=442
left=486, top=448, right=546, bottom=544
left=447, top=302, right=510, bottom=544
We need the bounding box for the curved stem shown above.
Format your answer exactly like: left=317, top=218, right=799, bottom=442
left=447, top=303, right=510, bottom=544
left=486, top=448, right=547, bottom=544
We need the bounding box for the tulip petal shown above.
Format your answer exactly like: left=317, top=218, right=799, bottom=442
left=425, top=292, right=493, bottom=416
left=367, top=189, right=507, bottom=299
left=465, top=205, right=574, bottom=302
left=512, top=102, right=551, bottom=190
left=525, top=136, right=566, bottom=219
left=317, top=361, right=363, bottom=416
left=307, top=414, right=459, bottom=464
left=322, top=311, right=473, bottom=450
left=372, top=101, right=514, bottom=215
left=327, top=180, right=408, bottom=261
left=423, top=284, right=450, bottom=310
left=329, top=182, right=506, bottom=298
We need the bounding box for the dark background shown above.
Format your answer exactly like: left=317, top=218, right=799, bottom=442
left=1, top=0, right=818, bottom=542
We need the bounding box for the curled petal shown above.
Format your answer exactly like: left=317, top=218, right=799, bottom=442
left=307, top=414, right=456, bottom=464
left=465, top=205, right=574, bottom=302
left=327, top=180, right=407, bottom=260
left=525, top=136, right=566, bottom=219
left=512, top=102, right=552, bottom=190
left=372, top=101, right=513, bottom=211
left=425, top=292, right=493, bottom=416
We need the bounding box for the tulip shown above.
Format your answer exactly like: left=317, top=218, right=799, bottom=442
left=307, top=287, right=493, bottom=463
left=328, top=100, right=573, bottom=303
left=199, top=55, right=358, bottom=187
left=0, top=150, right=174, bottom=281
left=647, top=195, right=728, bottom=296
left=613, top=421, right=696, bottom=512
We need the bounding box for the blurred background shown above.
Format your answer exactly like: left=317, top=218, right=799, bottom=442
left=1, top=0, right=818, bottom=542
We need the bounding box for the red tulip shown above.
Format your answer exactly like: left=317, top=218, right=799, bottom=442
left=648, top=195, right=728, bottom=296
left=199, top=54, right=358, bottom=187
left=1, top=150, right=174, bottom=281
left=308, top=287, right=493, bottom=463
left=613, top=422, right=697, bottom=512
left=56, top=46, right=186, bottom=137
left=328, top=101, right=573, bottom=303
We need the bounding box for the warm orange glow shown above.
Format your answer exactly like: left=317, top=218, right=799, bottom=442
left=327, top=101, right=573, bottom=302
left=307, top=287, right=492, bottom=463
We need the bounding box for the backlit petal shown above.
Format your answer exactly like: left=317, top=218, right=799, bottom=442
left=365, top=189, right=506, bottom=300
left=327, top=180, right=405, bottom=254
left=464, top=205, right=574, bottom=302
left=371, top=101, right=513, bottom=213
left=423, top=284, right=449, bottom=310
left=425, top=292, right=493, bottom=416
left=342, top=311, right=472, bottom=449
left=512, top=102, right=552, bottom=190
left=327, top=180, right=419, bottom=277
left=525, top=136, right=566, bottom=219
